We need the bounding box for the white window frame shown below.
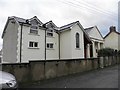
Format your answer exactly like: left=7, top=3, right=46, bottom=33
left=29, top=41, right=39, bottom=48
left=47, top=43, right=54, bottom=49
left=30, top=25, right=38, bottom=35
left=46, top=29, right=54, bottom=37
left=76, top=33, right=80, bottom=49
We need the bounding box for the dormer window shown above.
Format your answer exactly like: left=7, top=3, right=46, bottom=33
left=30, top=25, right=38, bottom=35
left=47, top=29, right=53, bottom=37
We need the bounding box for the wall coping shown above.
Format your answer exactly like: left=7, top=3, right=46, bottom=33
left=1, top=58, right=99, bottom=65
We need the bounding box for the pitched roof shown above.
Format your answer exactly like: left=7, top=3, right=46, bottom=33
left=42, top=20, right=60, bottom=33
left=104, top=30, right=120, bottom=39
left=84, top=26, right=94, bottom=30
left=60, top=21, right=79, bottom=31
left=45, top=20, right=58, bottom=28
left=116, top=31, right=120, bottom=34
left=2, top=16, right=43, bottom=38
left=8, top=16, right=43, bottom=25
left=11, top=16, right=27, bottom=23
left=84, top=27, right=94, bottom=34
left=59, top=21, right=92, bottom=43
left=29, top=16, right=43, bottom=25
left=84, top=26, right=104, bottom=39
left=2, top=16, right=91, bottom=43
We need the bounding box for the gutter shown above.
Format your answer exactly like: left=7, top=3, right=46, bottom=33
left=58, top=32, right=60, bottom=59
left=55, top=30, right=61, bottom=59
left=44, top=28, right=46, bottom=78
left=20, top=23, right=23, bottom=63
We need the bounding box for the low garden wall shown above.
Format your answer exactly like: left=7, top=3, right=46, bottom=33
left=2, top=56, right=120, bottom=85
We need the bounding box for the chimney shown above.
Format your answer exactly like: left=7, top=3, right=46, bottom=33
left=110, top=26, right=116, bottom=32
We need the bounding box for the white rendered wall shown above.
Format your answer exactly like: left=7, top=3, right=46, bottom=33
left=18, top=26, right=59, bottom=62
left=71, top=25, right=84, bottom=58
left=20, top=26, right=45, bottom=62
left=60, top=30, right=72, bottom=59
left=3, top=20, right=19, bottom=63
left=87, top=27, right=104, bottom=57
left=104, top=32, right=119, bottom=50
left=46, top=31, right=59, bottom=60
left=88, top=27, right=103, bottom=40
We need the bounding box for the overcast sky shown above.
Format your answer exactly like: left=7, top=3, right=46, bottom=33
left=0, top=0, right=119, bottom=49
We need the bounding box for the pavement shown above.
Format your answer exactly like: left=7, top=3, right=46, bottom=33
left=22, top=65, right=119, bottom=88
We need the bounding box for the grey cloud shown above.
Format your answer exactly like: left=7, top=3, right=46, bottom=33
left=0, top=0, right=8, bottom=7
left=0, top=0, right=118, bottom=49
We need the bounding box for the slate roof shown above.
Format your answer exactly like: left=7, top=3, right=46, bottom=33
left=84, top=26, right=104, bottom=39
left=2, top=16, right=91, bottom=43
left=10, top=16, right=43, bottom=25
left=2, top=16, right=43, bottom=38
left=84, top=26, right=94, bottom=30
left=84, top=26, right=94, bottom=33
left=60, top=21, right=79, bottom=31
left=59, top=21, right=91, bottom=43
left=10, top=16, right=27, bottom=23
left=44, top=20, right=58, bottom=29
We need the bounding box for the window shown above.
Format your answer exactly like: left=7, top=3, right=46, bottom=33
left=47, top=29, right=53, bottom=37
left=30, top=25, right=38, bottom=34
left=29, top=41, right=38, bottom=48
left=76, top=33, right=80, bottom=48
left=47, top=43, right=54, bottom=49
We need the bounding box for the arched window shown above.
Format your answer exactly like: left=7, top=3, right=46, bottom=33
left=76, top=33, right=80, bottom=48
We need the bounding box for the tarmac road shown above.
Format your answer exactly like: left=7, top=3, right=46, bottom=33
left=24, top=65, right=119, bottom=88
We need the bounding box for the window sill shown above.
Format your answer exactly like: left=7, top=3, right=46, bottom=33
left=28, top=47, right=40, bottom=49
left=46, top=48, right=55, bottom=50
left=75, top=48, right=81, bottom=50
left=46, top=36, right=55, bottom=38
left=29, top=33, right=40, bottom=36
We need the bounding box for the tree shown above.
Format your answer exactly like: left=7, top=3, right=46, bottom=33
left=118, top=50, right=120, bottom=56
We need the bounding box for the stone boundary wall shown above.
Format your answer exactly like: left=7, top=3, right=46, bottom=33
left=2, top=56, right=120, bottom=85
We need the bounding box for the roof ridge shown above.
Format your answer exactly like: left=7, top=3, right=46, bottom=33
left=11, top=16, right=27, bottom=20
left=104, top=30, right=120, bottom=39
left=115, top=31, right=120, bottom=34
left=84, top=26, right=95, bottom=30
left=60, top=21, right=79, bottom=28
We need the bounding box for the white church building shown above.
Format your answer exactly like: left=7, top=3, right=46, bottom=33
left=2, top=16, right=92, bottom=63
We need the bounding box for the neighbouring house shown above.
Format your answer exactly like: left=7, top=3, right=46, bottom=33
left=104, top=26, right=120, bottom=50
left=2, top=16, right=91, bottom=63
left=85, top=26, right=104, bottom=58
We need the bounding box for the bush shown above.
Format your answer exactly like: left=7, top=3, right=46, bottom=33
left=118, top=50, right=120, bottom=56
left=98, top=48, right=115, bottom=57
